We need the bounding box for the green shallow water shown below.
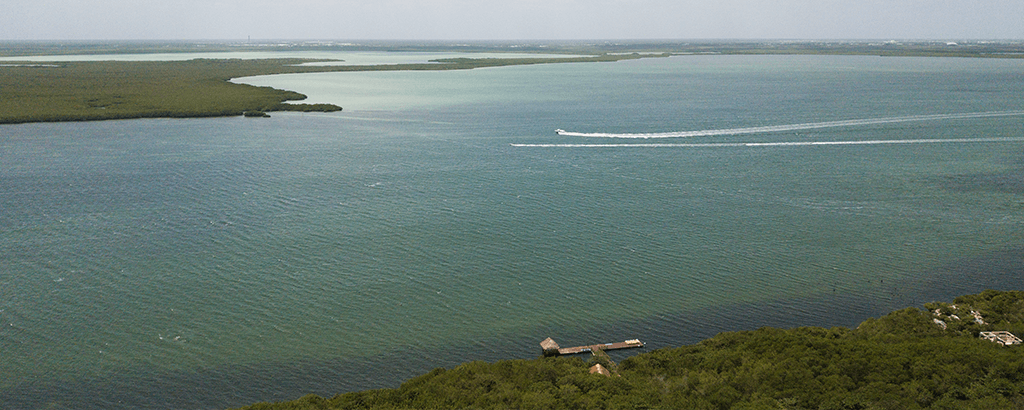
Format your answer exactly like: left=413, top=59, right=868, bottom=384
left=2, top=55, right=1024, bottom=409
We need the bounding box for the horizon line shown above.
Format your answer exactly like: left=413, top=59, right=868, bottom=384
left=3, top=38, right=1024, bottom=43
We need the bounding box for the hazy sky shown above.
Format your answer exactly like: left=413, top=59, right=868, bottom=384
left=3, top=0, right=1023, bottom=40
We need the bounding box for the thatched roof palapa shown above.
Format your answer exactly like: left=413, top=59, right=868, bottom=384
left=589, top=363, right=611, bottom=377
left=540, top=338, right=560, bottom=352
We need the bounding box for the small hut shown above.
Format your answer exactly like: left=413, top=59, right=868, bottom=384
left=589, top=363, right=611, bottom=377
left=540, top=338, right=561, bottom=356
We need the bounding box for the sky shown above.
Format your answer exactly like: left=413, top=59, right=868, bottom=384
left=2, top=0, right=1023, bottom=41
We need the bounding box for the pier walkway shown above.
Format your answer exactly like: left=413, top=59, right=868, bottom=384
left=540, top=338, right=644, bottom=356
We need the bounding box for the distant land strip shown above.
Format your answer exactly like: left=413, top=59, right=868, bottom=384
left=0, top=53, right=661, bottom=124
left=2, top=40, right=1024, bottom=124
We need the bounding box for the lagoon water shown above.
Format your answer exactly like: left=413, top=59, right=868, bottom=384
left=3, top=54, right=1024, bottom=409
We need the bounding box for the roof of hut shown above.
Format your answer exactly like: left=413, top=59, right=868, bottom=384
left=589, top=363, right=611, bottom=377
left=540, top=337, right=560, bottom=351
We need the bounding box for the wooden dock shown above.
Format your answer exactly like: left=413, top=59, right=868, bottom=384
left=541, top=338, right=644, bottom=356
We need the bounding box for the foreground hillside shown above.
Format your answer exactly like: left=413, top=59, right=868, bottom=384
left=233, top=290, right=1024, bottom=410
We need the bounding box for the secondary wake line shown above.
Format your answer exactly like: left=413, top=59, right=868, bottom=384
left=511, top=137, right=1024, bottom=148
left=555, top=111, right=1024, bottom=139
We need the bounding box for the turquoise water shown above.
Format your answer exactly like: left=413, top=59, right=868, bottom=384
left=2, top=55, right=1024, bottom=409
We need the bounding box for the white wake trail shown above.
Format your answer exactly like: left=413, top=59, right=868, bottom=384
left=555, top=111, right=1024, bottom=139
left=511, top=137, right=1024, bottom=148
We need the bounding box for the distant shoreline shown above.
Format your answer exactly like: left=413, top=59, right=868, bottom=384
left=3, top=39, right=1023, bottom=59
left=0, top=53, right=661, bottom=125
left=2, top=40, right=1023, bottom=125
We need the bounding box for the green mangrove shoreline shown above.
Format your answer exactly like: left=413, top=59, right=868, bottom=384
left=232, top=290, right=1024, bottom=410
left=3, top=40, right=1024, bottom=125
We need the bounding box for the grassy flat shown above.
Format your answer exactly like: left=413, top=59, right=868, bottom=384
left=0, top=59, right=336, bottom=123
left=0, top=54, right=660, bottom=124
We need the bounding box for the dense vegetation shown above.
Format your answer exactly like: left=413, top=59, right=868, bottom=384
left=233, top=290, right=1024, bottom=409
left=0, top=53, right=660, bottom=124
left=0, top=59, right=335, bottom=123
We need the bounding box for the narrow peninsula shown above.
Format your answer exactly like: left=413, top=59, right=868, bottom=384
left=0, top=52, right=662, bottom=124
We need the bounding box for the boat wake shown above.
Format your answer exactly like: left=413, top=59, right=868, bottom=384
left=554, top=111, right=1024, bottom=139
left=511, top=137, right=1024, bottom=148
